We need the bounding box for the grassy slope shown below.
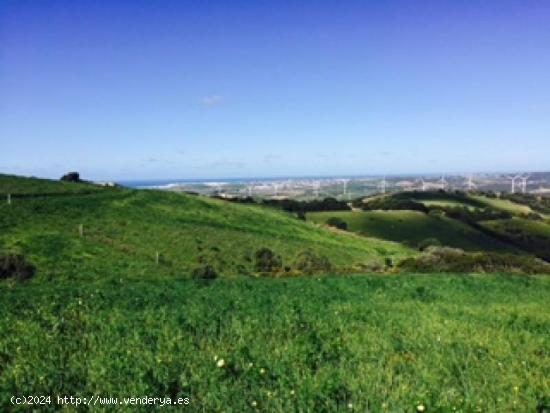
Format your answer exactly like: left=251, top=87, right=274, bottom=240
left=307, top=210, right=517, bottom=252
left=483, top=218, right=550, bottom=238
left=469, top=194, right=534, bottom=215
left=0, top=174, right=104, bottom=196
left=417, top=199, right=478, bottom=209
left=1, top=274, right=549, bottom=412
left=1, top=175, right=549, bottom=411
left=0, top=175, right=412, bottom=279
left=395, top=191, right=534, bottom=216
left=481, top=218, right=550, bottom=260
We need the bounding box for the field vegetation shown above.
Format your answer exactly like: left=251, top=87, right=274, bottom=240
left=307, top=210, right=516, bottom=253
left=1, top=274, right=549, bottom=412
left=0, top=175, right=411, bottom=281
left=1, top=175, right=549, bottom=411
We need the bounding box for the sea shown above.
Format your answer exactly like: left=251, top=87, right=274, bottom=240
left=117, top=175, right=382, bottom=189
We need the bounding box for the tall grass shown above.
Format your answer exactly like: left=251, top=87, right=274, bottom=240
left=1, top=274, right=548, bottom=411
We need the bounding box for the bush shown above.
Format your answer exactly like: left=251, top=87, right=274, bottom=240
left=60, top=172, right=81, bottom=183
left=191, top=264, right=218, bottom=280
left=254, top=248, right=282, bottom=273
left=397, top=246, right=550, bottom=274
left=0, top=254, right=36, bottom=281
left=293, top=249, right=332, bottom=274
left=417, top=237, right=442, bottom=251
left=361, top=197, right=428, bottom=213
left=358, top=261, right=384, bottom=273
left=262, top=197, right=351, bottom=213
left=326, top=217, right=347, bottom=230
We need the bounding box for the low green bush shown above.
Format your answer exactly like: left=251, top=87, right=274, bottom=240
left=326, top=216, right=347, bottom=230
left=293, top=249, right=332, bottom=274
left=191, top=264, right=218, bottom=280
left=397, top=246, right=550, bottom=274
left=0, top=253, right=36, bottom=281
left=254, top=248, right=282, bottom=273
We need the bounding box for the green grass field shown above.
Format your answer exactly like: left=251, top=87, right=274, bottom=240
left=1, top=274, right=549, bottom=412
left=415, top=199, right=478, bottom=210
left=307, top=210, right=517, bottom=252
left=1, top=175, right=549, bottom=412
left=480, top=218, right=550, bottom=261
left=469, top=195, right=534, bottom=215
left=0, top=176, right=412, bottom=280
left=394, top=191, right=534, bottom=216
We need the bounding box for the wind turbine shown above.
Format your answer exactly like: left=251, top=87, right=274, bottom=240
left=520, top=175, right=531, bottom=194
left=313, top=181, right=320, bottom=198
left=420, top=178, right=427, bottom=192
left=465, top=174, right=477, bottom=192
left=439, top=175, right=448, bottom=191
left=341, top=179, right=349, bottom=199
left=507, top=175, right=521, bottom=194
left=379, top=176, right=387, bottom=194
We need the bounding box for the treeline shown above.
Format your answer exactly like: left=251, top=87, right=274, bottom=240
left=353, top=196, right=428, bottom=213
left=216, top=196, right=351, bottom=213
left=262, top=197, right=350, bottom=213
left=500, top=193, right=550, bottom=214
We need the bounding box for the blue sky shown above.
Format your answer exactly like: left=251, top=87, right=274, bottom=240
left=1, top=0, right=549, bottom=180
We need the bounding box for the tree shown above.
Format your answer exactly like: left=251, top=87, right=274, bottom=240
left=326, top=217, right=347, bottom=230
left=254, top=248, right=282, bottom=273
left=61, top=172, right=81, bottom=183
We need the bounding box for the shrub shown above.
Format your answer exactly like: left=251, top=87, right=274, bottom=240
left=361, top=197, right=428, bottom=213
left=293, top=249, right=332, bottom=274
left=254, top=248, right=282, bottom=273
left=262, top=197, right=351, bottom=213
left=60, top=172, right=81, bottom=183
left=326, top=217, right=347, bottom=230
left=191, top=264, right=218, bottom=280
left=359, top=261, right=384, bottom=273
left=0, top=254, right=36, bottom=281
left=397, top=246, right=550, bottom=274
left=417, top=237, right=442, bottom=251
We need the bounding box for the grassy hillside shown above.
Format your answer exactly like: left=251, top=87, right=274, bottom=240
left=0, top=175, right=412, bottom=279
left=481, top=218, right=550, bottom=261
left=307, top=210, right=517, bottom=252
left=469, top=194, right=535, bottom=215
left=1, top=274, right=549, bottom=412
left=1, top=175, right=549, bottom=411
left=0, top=174, right=104, bottom=196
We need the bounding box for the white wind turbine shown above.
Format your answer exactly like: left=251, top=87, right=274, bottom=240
left=439, top=175, right=448, bottom=191
left=313, top=181, right=320, bottom=198
left=520, top=174, right=531, bottom=194
left=379, top=176, right=387, bottom=194
left=420, top=178, right=427, bottom=192
left=341, top=179, right=350, bottom=199
left=465, top=174, right=477, bottom=192
left=507, top=175, right=521, bottom=194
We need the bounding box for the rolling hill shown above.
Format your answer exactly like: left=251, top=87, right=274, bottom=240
left=1, top=174, right=549, bottom=411
left=0, top=174, right=412, bottom=280
left=306, top=210, right=518, bottom=252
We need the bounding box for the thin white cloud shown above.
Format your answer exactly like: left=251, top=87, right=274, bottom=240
left=201, top=95, right=223, bottom=107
